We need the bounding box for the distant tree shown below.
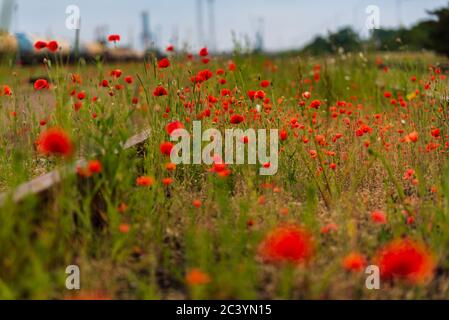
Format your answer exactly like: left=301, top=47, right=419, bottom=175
left=404, top=21, right=434, bottom=50
left=327, top=27, right=361, bottom=53
left=372, top=29, right=402, bottom=51
left=427, top=5, right=449, bottom=56
left=299, top=3, right=449, bottom=56
left=301, top=27, right=361, bottom=55
left=302, top=36, right=332, bottom=55
left=371, top=23, right=433, bottom=52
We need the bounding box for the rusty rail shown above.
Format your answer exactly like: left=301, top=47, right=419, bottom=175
left=0, top=128, right=151, bottom=206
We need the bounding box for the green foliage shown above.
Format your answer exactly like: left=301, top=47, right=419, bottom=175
left=427, top=6, right=449, bottom=57
left=301, top=3, right=449, bottom=57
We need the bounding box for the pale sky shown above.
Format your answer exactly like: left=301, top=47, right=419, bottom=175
left=5, top=0, right=449, bottom=52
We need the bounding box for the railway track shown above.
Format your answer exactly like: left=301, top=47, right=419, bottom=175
left=0, top=128, right=151, bottom=206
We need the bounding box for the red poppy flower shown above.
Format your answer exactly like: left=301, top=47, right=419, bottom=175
left=260, top=80, right=270, bottom=88
left=160, top=142, right=174, bottom=156
left=166, top=162, right=176, bottom=171
left=166, top=121, right=184, bottom=136
left=118, top=203, right=128, bottom=213
left=162, top=177, right=174, bottom=186
left=255, top=90, right=265, bottom=99
left=221, top=88, right=231, bottom=96
left=47, top=41, right=59, bottom=52
left=192, top=199, right=202, bottom=208
left=407, top=216, right=415, bottom=225
left=258, top=225, right=314, bottom=265
left=209, top=162, right=226, bottom=173
left=217, top=169, right=232, bottom=177
left=308, top=150, right=317, bottom=158
left=371, top=210, right=387, bottom=224
left=88, top=160, right=102, bottom=174
left=74, top=101, right=82, bottom=112
left=37, top=127, right=73, bottom=157
left=230, top=114, right=244, bottom=124
left=342, top=253, right=366, bottom=272
left=247, top=90, right=256, bottom=101
left=375, top=239, right=435, bottom=284
left=158, top=58, right=170, bottom=69
left=196, top=69, right=213, bottom=82
left=119, top=223, right=130, bottom=233
left=110, top=69, right=122, bottom=78
left=199, top=47, right=209, bottom=57
left=34, top=41, right=47, bottom=50
left=406, top=131, right=419, bottom=143
left=315, top=135, right=326, bottom=146
left=321, top=223, right=338, bottom=234
left=71, top=73, right=82, bottom=84
left=77, top=91, right=86, bottom=100
left=153, top=86, right=168, bottom=97
left=280, top=130, right=288, bottom=141
left=208, top=159, right=232, bottom=177
left=310, top=99, right=321, bottom=109
left=431, top=128, right=440, bottom=138
left=186, top=269, right=211, bottom=285
left=124, top=76, right=133, bottom=84
left=166, top=45, right=174, bottom=52
left=34, top=79, right=49, bottom=90
left=108, top=34, right=121, bottom=42
left=3, top=85, right=12, bottom=96
left=136, top=176, right=154, bottom=186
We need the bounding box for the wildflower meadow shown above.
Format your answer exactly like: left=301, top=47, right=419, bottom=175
left=1, top=46, right=448, bottom=300
left=1, top=1, right=449, bottom=302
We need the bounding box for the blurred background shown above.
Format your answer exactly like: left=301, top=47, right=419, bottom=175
left=1, top=0, right=449, bottom=62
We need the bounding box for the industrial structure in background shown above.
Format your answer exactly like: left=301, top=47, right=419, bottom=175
left=0, top=0, right=18, bottom=59
left=207, top=0, right=216, bottom=52
left=0, top=0, right=261, bottom=63
left=254, top=17, right=265, bottom=53
left=141, top=11, right=152, bottom=50
left=0, top=0, right=147, bottom=64
left=0, top=0, right=14, bottom=31
left=196, top=0, right=216, bottom=52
